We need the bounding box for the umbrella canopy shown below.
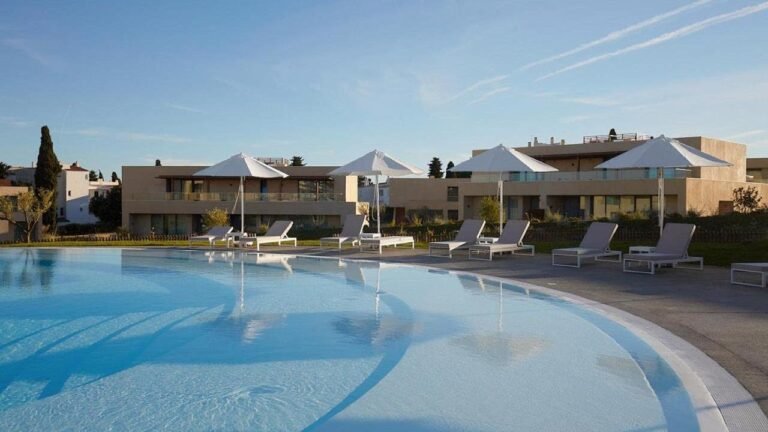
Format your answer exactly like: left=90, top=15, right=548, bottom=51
left=450, top=144, right=559, bottom=173
left=330, top=150, right=423, bottom=234
left=194, top=153, right=289, bottom=178
left=595, top=135, right=730, bottom=235
left=194, top=153, right=288, bottom=235
left=450, top=144, right=558, bottom=231
left=595, top=135, right=730, bottom=169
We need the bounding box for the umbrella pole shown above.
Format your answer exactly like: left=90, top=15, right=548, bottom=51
left=498, top=172, right=504, bottom=234
left=240, top=176, right=245, bottom=235
left=375, top=174, right=381, bottom=234
left=658, top=168, right=664, bottom=238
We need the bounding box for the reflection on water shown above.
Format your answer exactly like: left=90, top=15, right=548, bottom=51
left=0, top=249, right=61, bottom=291
left=333, top=314, right=414, bottom=347
left=451, top=334, right=549, bottom=366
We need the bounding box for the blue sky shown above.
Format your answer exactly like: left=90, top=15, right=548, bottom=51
left=1, top=0, right=767, bottom=175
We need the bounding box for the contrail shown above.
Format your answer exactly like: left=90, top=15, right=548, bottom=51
left=520, top=0, right=712, bottom=70
left=537, top=1, right=768, bottom=81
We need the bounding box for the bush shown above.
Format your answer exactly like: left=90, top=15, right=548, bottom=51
left=202, top=207, right=229, bottom=231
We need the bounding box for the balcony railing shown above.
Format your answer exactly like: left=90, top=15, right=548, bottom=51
left=583, top=133, right=651, bottom=143
left=127, top=192, right=345, bottom=202
left=472, top=169, right=691, bottom=183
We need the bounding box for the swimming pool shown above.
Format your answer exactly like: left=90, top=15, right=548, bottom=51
left=0, top=248, right=726, bottom=431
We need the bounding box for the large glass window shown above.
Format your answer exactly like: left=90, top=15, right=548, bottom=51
left=299, top=180, right=334, bottom=201
left=593, top=196, right=606, bottom=219
left=606, top=196, right=620, bottom=218
left=620, top=196, right=635, bottom=213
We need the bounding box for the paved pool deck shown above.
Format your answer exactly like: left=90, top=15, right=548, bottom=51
left=263, top=245, right=768, bottom=418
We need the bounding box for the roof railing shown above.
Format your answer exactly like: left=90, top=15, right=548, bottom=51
left=582, top=133, right=651, bottom=144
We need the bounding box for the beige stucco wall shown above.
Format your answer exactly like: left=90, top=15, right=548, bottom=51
left=122, top=165, right=360, bottom=233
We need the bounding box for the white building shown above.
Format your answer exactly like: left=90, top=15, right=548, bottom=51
left=8, top=163, right=119, bottom=225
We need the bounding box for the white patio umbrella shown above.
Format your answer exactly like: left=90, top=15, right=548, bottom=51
left=194, top=153, right=288, bottom=234
left=449, top=144, right=558, bottom=232
left=330, top=150, right=423, bottom=234
left=595, top=135, right=730, bottom=236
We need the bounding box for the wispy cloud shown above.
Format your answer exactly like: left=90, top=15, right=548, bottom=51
left=559, top=96, right=619, bottom=107
left=419, top=74, right=510, bottom=106
left=727, top=130, right=766, bottom=140
left=2, top=38, right=57, bottom=68
left=537, top=1, right=768, bottom=81
left=65, top=128, right=191, bottom=144
left=165, top=103, right=204, bottom=114
left=0, top=115, right=32, bottom=127
left=561, top=115, right=595, bottom=124
left=520, top=0, right=712, bottom=71
left=469, top=86, right=513, bottom=105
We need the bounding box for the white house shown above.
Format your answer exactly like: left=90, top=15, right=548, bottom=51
left=8, top=162, right=119, bottom=225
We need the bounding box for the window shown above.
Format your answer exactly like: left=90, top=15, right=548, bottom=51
left=447, top=210, right=459, bottom=221
left=68, top=190, right=71, bottom=197
left=447, top=186, right=459, bottom=202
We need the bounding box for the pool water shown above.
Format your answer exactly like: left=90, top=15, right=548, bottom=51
left=0, top=248, right=701, bottom=431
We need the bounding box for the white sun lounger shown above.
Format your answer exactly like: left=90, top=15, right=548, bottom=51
left=241, top=221, right=297, bottom=251
left=731, top=263, right=768, bottom=288
left=429, top=219, right=486, bottom=258
left=359, top=236, right=415, bottom=254
left=469, top=220, right=534, bottom=261
left=189, top=226, right=233, bottom=247
left=319, top=215, right=368, bottom=249
left=552, top=222, right=621, bottom=268
left=623, top=223, right=702, bottom=274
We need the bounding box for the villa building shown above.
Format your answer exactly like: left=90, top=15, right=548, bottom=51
left=8, top=162, right=120, bottom=225
left=389, top=135, right=768, bottom=222
left=121, top=164, right=362, bottom=235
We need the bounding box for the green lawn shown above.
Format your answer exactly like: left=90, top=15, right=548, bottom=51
left=2, top=239, right=766, bottom=267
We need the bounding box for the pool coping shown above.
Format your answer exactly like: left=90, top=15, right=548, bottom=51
left=257, top=251, right=767, bottom=432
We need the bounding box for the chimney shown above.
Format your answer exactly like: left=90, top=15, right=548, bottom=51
left=527, top=141, right=532, bottom=147
left=533, top=137, right=539, bottom=145
left=550, top=137, right=554, bottom=144
left=560, top=139, right=566, bottom=145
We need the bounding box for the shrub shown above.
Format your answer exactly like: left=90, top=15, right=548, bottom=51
left=202, top=207, right=229, bottom=231
left=479, top=196, right=502, bottom=227
left=733, top=186, right=763, bottom=213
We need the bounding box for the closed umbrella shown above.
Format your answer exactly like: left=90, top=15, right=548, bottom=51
left=596, top=135, right=730, bottom=236
left=194, top=153, right=288, bottom=234
left=330, top=150, right=423, bottom=234
left=449, top=144, right=558, bottom=232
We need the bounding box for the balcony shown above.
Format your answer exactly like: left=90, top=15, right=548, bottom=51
left=127, top=192, right=345, bottom=202
left=472, top=169, right=691, bottom=183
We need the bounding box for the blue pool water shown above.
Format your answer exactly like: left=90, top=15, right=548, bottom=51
left=0, top=248, right=700, bottom=431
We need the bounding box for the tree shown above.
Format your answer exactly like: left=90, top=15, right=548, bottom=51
left=0, top=161, right=10, bottom=179
left=88, top=170, right=98, bottom=181
left=98, top=170, right=104, bottom=180
left=445, top=161, right=455, bottom=178
left=89, top=186, right=122, bottom=228
left=733, top=186, right=762, bottom=213
left=290, top=156, right=306, bottom=166
left=479, top=196, right=503, bottom=229
left=428, top=157, right=443, bottom=178
left=155, top=159, right=162, bottom=167
left=34, top=126, right=62, bottom=230
left=201, top=207, right=230, bottom=231
left=111, top=171, right=120, bottom=184
left=0, top=189, right=54, bottom=243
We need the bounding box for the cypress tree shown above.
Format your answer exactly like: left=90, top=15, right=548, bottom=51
left=34, top=125, right=62, bottom=229
left=445, top=161, right=455, bottom=178
left=428, top=157, right=443, bottom=178
left=111, top=171, right=120, bottom=183
left=98, top=170, right=104, bottom=180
